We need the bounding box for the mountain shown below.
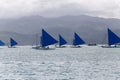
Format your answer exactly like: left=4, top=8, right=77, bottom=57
left=0, top=32, right=35, bottom=45
left=0, top=15, right=120, bottom=45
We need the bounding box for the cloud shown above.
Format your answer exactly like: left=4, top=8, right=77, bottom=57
left=74, top=0, right=120, bottom=18
left=0, top=0, right=120, bottom=18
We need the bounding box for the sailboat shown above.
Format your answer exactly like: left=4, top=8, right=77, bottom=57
left=9, top=38, right=18, bottom=48
left=32, top=34, right=40, bottom=47
left=56, top=35, right=67, bottom=48
left=72, top=33, right=85, bottom=48
left=102, top=28, right=120, bottom=48
left=0, top=40, right=5, bottom=46
left=33, top=29, right=58, bottom=50
left=71, top=32, right=85, bottom=48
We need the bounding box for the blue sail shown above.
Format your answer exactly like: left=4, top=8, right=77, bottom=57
left=108, top=28, right=120, bottom=45
left=73, top=33, right=85, bottom=45
left=10, top=38, right=18, bottom=47
left=0, top=40, right=5, bottom=46
left=41, top=29, right=58, bottom=47
left=59, top=35, right=67, bottom=46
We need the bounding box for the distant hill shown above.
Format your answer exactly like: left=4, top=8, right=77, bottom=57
left=0, top=15, right=120, bottom=45
left=0, top=32, right=35, bottom=45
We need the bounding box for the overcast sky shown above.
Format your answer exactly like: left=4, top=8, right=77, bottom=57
left=0, top=0, right=120, bottom=19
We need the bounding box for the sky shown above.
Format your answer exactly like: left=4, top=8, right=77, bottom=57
left=0, top=0, right=120, bottom=19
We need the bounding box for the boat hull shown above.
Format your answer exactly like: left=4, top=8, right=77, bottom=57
left=56, top=46, right=67, bottom=48
left=71, top=45, right=81, bottom=48
left=32, top=46, right=55, bottom=50
left=101, top=46, right=120, bottom=48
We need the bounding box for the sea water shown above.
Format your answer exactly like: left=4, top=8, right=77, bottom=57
left=0, top=46, right=120, bottom=80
